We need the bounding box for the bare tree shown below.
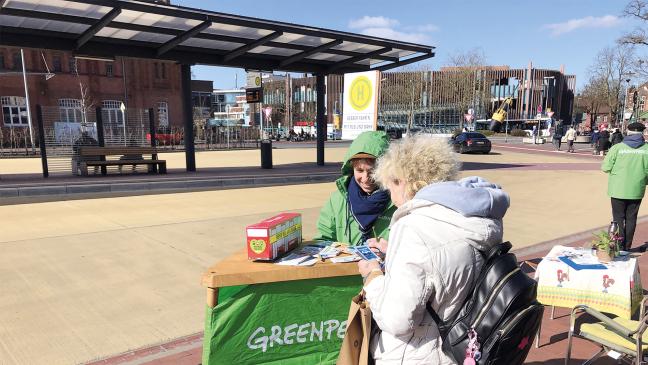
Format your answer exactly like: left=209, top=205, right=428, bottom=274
left=68, top=59, right=96, bottom=133
left=578, top=76, right=607, bottom=128
left=379, top=65, right=428, bottom=134
left=588, top=45, right=635, bottom=125
left=436, top=49, right=488, bottom=130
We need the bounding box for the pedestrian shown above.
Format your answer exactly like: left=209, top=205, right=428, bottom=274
left=552, top=124, right=563, bottom=151
left=610, top=128, right=623, bottom=146
left=598, top=127, right=611, bottom=156
left=591, top=129, right=600, bottom=155
left=602, top=122, right=648, bottom=250
left=358, top=134, right=509, bottom=364
left=315, top=131, right=396, bottom=247
left=565, top=125, right=577, bottom=153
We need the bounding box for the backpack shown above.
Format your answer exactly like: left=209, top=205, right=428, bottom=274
left=426, top=242, right=543, bottom=365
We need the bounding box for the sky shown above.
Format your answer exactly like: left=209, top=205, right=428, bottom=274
left=174, top=0, right=646, bottom=91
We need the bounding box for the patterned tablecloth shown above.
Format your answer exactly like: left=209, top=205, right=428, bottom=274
left=535, top=245, right=643, bottom=319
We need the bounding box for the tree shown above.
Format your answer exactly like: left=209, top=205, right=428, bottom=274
left=588, top=45, right=635, bottom=126
left=578, top=76, right=607, bottom=128
left=379, top=65, right=428, bottom=134
left=619, top=0, right=648, bottom=77
left=436, top=49, right=488, bottom=130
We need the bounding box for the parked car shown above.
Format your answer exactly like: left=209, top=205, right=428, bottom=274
left=450, top=132, right=491, bottom=154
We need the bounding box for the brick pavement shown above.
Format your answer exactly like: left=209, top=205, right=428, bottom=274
left=88, top=218, right=648, bottom=365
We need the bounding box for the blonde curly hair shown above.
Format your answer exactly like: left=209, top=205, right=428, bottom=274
left=373, top=134, right=460, bottom=197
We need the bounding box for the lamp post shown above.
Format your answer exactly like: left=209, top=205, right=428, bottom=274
left=622, top=78, right=631, bottom=133
left=119, top=102, right=127, bottom=145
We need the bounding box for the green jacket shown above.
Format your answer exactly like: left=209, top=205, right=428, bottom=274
left=315, top=131, right=396, bottom=245
left=602, top=142, right=648, bottom=199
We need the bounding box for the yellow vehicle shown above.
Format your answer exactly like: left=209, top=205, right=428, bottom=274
left=489, top=97, right=513, bottom=132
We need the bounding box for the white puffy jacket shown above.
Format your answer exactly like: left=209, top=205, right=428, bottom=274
left=364, top=199, right=504, bottom=364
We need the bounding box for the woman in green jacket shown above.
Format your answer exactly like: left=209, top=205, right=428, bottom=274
left=315, top=131, right=396, bottom=246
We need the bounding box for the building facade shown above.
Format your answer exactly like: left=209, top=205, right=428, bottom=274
left=257, top=64, right=575, bottom=133
left=0, top=46, right=183, bottom=133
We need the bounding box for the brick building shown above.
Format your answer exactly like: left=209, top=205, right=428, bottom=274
left=0, top=46, right=182, bottom=131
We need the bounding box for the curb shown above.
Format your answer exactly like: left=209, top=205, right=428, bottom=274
left=0, top=173, right=339, bottom=203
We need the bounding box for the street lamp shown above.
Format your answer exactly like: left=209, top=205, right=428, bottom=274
left=622, top=78, right=631, bottom=133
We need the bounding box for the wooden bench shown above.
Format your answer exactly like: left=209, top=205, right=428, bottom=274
left=76, top=146, right=167, bottom=176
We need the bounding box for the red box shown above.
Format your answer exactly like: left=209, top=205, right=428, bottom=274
left=246, top=213, right=302, bottom=260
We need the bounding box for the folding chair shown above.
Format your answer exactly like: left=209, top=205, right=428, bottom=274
left=565, top=297, right=648, bottom=365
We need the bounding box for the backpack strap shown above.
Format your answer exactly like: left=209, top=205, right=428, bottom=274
left=425, top=242, right=512, bottom=338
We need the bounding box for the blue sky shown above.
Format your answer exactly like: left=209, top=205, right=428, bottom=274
left=175, top=0, right=644, bottom=90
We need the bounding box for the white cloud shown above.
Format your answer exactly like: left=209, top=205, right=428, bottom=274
left=543, top=15, right=621, bottom=36
left=361, top=27, right=429, bottom=44
left=411, top=24, right=440, bottom=33
left=348, top=16, right=399, bottom=30
left=348, top=16, right=437, bottom=44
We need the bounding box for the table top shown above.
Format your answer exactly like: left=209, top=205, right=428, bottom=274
left=201, top=248, right=360, bottom=288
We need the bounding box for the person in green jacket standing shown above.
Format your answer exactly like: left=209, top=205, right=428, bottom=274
left=315, top=131, right=396, bottom=247
left=602, top=122, right=648, bottom=250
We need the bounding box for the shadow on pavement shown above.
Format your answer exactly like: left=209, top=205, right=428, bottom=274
left=461, top=161, right=526, bottom=171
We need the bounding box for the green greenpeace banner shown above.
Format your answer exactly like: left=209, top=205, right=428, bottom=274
left=203, top=276, right=362, bottom=365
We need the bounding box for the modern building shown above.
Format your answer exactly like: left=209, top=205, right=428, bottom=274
left=257, top=64, right=575, bottom=133
left=211, top=89, right=249, bottom=126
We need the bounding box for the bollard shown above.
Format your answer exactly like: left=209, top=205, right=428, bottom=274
left=260, top=139, right=273, bottom=169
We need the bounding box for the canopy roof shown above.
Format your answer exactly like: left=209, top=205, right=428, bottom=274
left=0, top=0, right=435, bottom=74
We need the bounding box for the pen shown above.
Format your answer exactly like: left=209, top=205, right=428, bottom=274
left=297, top=255, right=314, bottom=265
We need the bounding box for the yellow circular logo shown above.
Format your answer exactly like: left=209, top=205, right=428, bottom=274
left=349, top=76, right=373, bottom=111
left=255, top=76, right=262, bottom=87
left=250, top=239, right=266, bottom=254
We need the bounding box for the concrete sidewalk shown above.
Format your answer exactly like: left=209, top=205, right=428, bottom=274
left=1, top=145, right=644, bottom=365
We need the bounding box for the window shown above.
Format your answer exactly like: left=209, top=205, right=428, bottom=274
left=154, top=62, right=160, bottom=79
left=157, top=101, right=168, bottom=127
left=58, top=98, right=83, bottom=123
left=102, top=100, right=124, bottom=125
left=161, top=63, right=167, bottom=79
left=0, top=53, right=5, bottom=70
left=12, top=53, right=21, bottom=71
left=53, top=55, right=62, bottom=72
left=1, top=96, right=28, bottom=126
left=106, top=63, right=113, bottom=77
left=69, top=58, right=77, bottom=74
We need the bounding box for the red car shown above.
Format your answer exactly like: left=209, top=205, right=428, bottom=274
left=146, top=128, right=182, bottom=145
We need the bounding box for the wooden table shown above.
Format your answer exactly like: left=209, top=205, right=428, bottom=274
left=201, top=247, right=362, bottom=365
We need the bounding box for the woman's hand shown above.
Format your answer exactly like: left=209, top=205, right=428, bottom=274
left=358, top=259, right=382, bottom=278
left=366, top=237, right=388, bottom=254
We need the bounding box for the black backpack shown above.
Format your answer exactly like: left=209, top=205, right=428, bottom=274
left=426, top=242, right=543, bottom=365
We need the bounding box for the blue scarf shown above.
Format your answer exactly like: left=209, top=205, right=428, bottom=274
left=347, top=177, right=391, bottom=241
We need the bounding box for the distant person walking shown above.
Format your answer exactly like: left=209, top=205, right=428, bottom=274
left=602, top=122, right=648, bottom=250
left=598, top=127, right=611, bottom=156
left=552, top=124, right=563, bottom=151
left=591, top=129, right=600, bottom=155
left=565, top=126, right=577, bottom=153
left=610, top=128, right=623, bottom=146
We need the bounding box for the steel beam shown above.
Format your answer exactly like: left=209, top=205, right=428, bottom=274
left=328, top=47, right=391, bottom=73
left=280, top=39, right=342, bottom=67
left=373, top=53, right=435, bottom=72
left=76, top=7, right=121, bottom=50
left=223, top=31, right=282, bottom=63
left=156, top=19, right=212, bottom=56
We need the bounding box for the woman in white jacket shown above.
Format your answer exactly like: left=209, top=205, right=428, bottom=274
left=358, top=135, right=510, bottom=364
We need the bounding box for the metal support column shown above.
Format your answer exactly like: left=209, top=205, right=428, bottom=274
left=181, top=64, right=196, bottom=172
left=148, top=107, right=158, bottom=173
left=35, top=105, right=48, bottom=178
left=95, top=107, right=107, bottom=175
left=316, top=73, right=326, bottom=166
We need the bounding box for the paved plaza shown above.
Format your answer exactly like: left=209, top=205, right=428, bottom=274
left=1, top=142, right=646, bottom=364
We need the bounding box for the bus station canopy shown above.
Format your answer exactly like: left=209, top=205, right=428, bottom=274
left=0, top=0, right=435, bottom=74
